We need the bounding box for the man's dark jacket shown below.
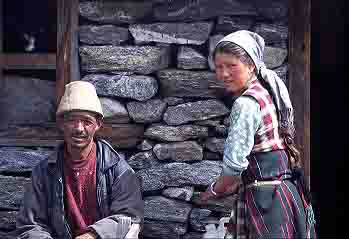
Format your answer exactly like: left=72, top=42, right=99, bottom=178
left=16, top=139, right=144, bottom=239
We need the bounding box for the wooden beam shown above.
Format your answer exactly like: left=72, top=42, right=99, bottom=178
left=0, top=139, right=62, bottom=147
left=0, top=0, right=3, bottom=82
left=0, top=54, right=56, bottom=70
left=288, top=0, right=311, bottom=187
left=56, top=0, right=80, bottom=105
left=0, top=123, right=144, bottom=149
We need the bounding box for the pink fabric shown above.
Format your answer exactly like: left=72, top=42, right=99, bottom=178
left=243, top=80, right=285, bottom=152
left=64, top=143, right=97, bottom=237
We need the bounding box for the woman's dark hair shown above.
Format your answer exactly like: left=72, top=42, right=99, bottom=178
left=214, top=41, right=256, bottom=74
left=258, top=73, right=302, bottom=169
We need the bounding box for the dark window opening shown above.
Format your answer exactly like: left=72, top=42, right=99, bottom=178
left=3, top=0, right=57, bottom=53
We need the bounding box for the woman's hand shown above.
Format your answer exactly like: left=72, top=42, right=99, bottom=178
left=200, top=186, right=217, bottom=201
left=200, top=176, right=241, bottom=202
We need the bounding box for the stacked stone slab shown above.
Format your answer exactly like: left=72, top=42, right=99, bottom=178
left=0, top=0, right=288, bottom=237
left=78, top=1, right=288, bottom=238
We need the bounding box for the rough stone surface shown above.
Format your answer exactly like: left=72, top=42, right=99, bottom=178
left=194, top=119, right=221, bottom=127
left=211, top=125, right=229, bottom=137
left=143, top=219, right=187, bottom=239
left=177, top=46, right=208, bottom=69
left=252, top=0, right=289, bottom=21
left=136, top=139, right=155, bottom=151
left=80, top=46, right=170, bottom=75
left=204, top=137, right=226, bottom=154
left=153, top=0, right=257, bottom=22
left=203, top=152, right=222, bottom=161
left=79, top=25, right=129, bottom=45
left=163, top=97, right=185, bottom=106
left=163, top=100, right=230, bottom=126
left=189, top=208, right=213, bottom=232
left=208, top=34, right=224, bottom=70
left=223, top=116, right=230, bottom=126
left=0, top=176, right=31, bottom=210
left=0, top=76, right=55, bottom=128
left=100, top=97, right=130, bottom=123
left=183, top=232, right=205, bottom=239
left=129, top=22, right=213, bottom=45
left=127, top=99, right=167, bottom=123
left=215, top=16, right=255, bottom=34
left=153, top=141, right=203, bottom=162
left=0, top=149, right=52, bottom=173
left=162, top=186, right=194, bottom=202
left=254, top=22, right=288, bottom=48
left=264, top=46, right=288, bottom=69
left=0, top=211, right=16, bottom=231
left=215, top=18, right=288, bottom=48
left=157, top=69, right=226, bottom=98
left=144, top=196, right=192, bottom=223
left=144, top=124, right=208, bottom=142
left=191, top=192, right=237, bottom=214
left=82, top=74, right=158, bottom=101
left=127, top=151, right=161, bottom=170
left=79, top=1, right=154, bottom=24
left=137, top=161, right=222, bottom=192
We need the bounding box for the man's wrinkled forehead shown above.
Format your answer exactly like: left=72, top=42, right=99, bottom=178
left=62, top=110, right=99, bottom=120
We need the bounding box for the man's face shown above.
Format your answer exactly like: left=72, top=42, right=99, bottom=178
left=59, top=111, right=102, bottom=150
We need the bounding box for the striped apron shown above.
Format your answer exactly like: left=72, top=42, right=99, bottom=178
left=225, top=150, right=317, bottom=239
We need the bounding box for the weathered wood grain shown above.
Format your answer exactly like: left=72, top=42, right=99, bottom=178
left=0, top=123, right=144, bottom=149
left=288, top=0, right=311, bottom=187
left=0, top=54, right=56, bottom=70
left=57, top=0, right=80, bottom=104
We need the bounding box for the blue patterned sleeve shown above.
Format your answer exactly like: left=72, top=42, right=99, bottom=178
left=221, top=96, right=261, bottom=176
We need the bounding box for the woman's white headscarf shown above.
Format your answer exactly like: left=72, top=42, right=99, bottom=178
left=209, top=30, right=295, bottom=138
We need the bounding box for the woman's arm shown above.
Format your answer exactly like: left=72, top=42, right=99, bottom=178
left=200, top=96, right=261, bottom=200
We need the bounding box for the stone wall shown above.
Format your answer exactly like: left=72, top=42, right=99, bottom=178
left=0, top=0, right=288, bottom=238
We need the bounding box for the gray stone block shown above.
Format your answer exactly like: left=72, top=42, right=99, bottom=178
left=137, top=161, right=222, bottom=192
left=129, top=22, right=213, bottom=45
left=157, top=69, right=226, bottom=98
left=144, top=124, right=208, bottom=142
left=79, top=1, right=154, bottom=24
left=153, top=141, right=203, bottom=162
left=177, top=46, right=208, bottom=70
left=127, top=99, right=167, bottom=123
left=82, top=74, right=158, bottom=101
left=79, top=25, right=129, bottom=45
left=100, top=97, right=130, bottom=123
left=163, top=100, right=230, bottom=126
left=80, top=46, right=170, bottom=75
left=144, top=196, right=192, bottom=223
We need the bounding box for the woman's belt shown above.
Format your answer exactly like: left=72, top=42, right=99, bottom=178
left=245, top=180, right=282, bottom=189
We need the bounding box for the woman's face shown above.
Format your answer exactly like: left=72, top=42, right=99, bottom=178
left=214, top=53, right=255, bottom=95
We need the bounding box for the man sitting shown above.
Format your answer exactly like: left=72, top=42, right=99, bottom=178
left=16, top=81, right=144, bottom=239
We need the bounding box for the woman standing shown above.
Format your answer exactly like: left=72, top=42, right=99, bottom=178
left=200, top=30, right=316, bottom=238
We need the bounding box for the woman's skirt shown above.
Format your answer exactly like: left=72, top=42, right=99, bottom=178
left=226, top=150, right=317, bottom=239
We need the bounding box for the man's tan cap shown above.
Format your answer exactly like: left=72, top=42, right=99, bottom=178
left=56, top=81, right=104, bottom=117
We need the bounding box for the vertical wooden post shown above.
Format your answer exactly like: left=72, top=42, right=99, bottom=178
left=288, top=0, right=311, bottom=187
left=56, top=0, right=80, bottom=105
left=0, top=0, right=3, bottom=82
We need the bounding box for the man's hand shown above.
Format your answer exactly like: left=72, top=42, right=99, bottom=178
left=75, top=231, right=97, bottom=239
